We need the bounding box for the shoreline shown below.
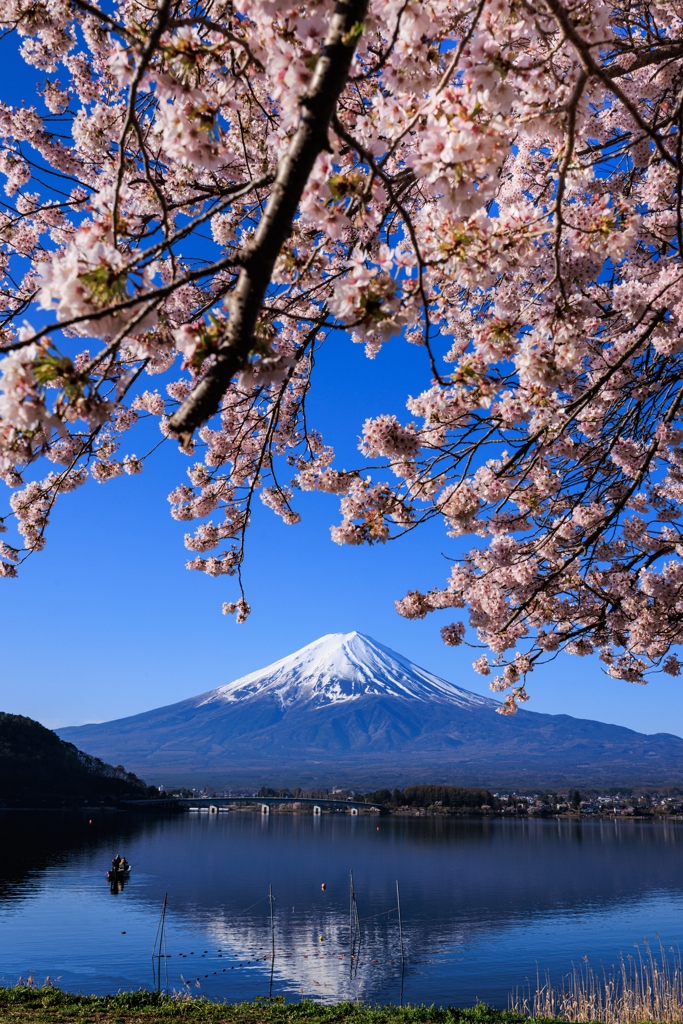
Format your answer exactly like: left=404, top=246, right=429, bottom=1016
left=2, top=803, right=683, bottom=822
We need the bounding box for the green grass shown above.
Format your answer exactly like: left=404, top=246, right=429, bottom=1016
left=0, top=988, right=542, bottom=1024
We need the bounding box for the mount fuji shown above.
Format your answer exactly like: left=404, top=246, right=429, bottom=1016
left=57, top=632, right=683, bottom=789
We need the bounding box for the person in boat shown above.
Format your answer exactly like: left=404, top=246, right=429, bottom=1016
left=119, top=857, right=129, bottom=872
left=112, top=854, right=122, bottom=873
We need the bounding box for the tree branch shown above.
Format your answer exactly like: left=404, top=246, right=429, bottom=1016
left=168, top=0, right=369, bottom=442
left=606, top=42, right=683, bottom=80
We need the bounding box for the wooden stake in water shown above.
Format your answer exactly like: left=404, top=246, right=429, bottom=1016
left=396, top=880, right=404, bottom=1006
left=269, top=884, right=275, bottom=998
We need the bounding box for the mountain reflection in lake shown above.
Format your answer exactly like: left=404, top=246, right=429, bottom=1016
left=1, top=812, right=683, bottom=1007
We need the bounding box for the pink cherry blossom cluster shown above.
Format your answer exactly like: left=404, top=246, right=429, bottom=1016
left=0, top=0, right=680, bottom=708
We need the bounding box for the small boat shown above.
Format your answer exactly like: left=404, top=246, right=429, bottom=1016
left=107, top=865, right=132, bottom=880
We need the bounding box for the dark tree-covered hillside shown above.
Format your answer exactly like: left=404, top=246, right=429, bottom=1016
left=0, top=713, right=153, bottom=807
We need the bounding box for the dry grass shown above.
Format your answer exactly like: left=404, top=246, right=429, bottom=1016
left=510, top=940, right=683, bottom=1022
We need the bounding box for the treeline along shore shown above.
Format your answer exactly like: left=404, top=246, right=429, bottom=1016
left=361, top=784, right=683, bottom=817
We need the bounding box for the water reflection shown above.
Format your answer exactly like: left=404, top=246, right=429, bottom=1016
left=109, top=874, right=129, bottom=896
left=0, top=812, right=682, bottom=1007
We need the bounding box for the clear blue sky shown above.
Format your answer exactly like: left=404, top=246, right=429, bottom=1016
left=0, top=34, right=680, bottom=741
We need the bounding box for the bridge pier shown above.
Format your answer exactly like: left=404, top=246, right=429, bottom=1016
left=313, top=805, right=322, bottom=816
left=209, top=805, right=218, bottom=814
left=261, top=804, right=270, bottom=815
left=349, top=807, right=359, bottom=815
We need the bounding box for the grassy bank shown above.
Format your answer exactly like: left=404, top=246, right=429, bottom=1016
left=3, top=984, right=681, bottom=1024
left=0, top=990, right=536, bottom=1024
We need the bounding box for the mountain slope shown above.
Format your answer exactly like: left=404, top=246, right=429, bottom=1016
left=57, top=632, right=683, bottom=788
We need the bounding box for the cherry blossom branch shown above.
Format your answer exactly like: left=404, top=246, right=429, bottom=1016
left=551, top=70, right=588, bottom=300
left=4, top=254, right=243, bottom=352
left=112, top=0, right=173, bottom=243
left=352, top=0, right=408, bottom=82
left=332, top=116, right=443, bottom=383
left=168, top=0, right=369, bottom=441
left=380, top=0, right=487, bottom=167
left=543, top=0, right=677, bottom=168
left=67, top=0, right=134, bottom=39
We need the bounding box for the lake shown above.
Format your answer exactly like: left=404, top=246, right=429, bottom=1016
left=1, top=811, right=683, bottom=1007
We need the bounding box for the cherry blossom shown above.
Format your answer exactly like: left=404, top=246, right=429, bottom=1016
left=0, top=0, right=681, bottom=711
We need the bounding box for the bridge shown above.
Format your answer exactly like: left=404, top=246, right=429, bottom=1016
left=123, top=796, right=384, bottom=814
left=179, top=796, right=383, bottom=814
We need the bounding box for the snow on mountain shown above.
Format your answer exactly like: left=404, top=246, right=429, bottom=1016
left=194, top=631, right=496, bottom=711
left=57, top=631, right=683, bottom=789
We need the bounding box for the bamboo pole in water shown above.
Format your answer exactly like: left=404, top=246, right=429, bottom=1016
left=151, top=893, right=168, bottom=993
left=396, top=880, right=404, bottom=1006
left=354, top=882, right=361, bottom=974
left=269, top=884, right=275, bottom=998
left=350, top=872, right=356, bottom=958
left=162, top=895, right=168, bottom=994
left=349, top=870, right=355, bottom=974
left=349, top=869, right=362, bottom=978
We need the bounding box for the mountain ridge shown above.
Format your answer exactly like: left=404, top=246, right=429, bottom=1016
left=57, top=632, right=683, bottom=789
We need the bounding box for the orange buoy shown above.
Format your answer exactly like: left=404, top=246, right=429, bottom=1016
left=321, top=883, right=326, bottom=891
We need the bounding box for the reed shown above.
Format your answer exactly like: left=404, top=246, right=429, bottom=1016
left=511, top=940, right=683, bottom=1023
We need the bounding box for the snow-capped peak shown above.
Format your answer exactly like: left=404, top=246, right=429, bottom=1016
left=196, top=631, right=496, bottom=711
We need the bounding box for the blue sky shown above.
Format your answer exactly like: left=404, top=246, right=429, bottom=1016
left=0, top=30, right=680, bottom=742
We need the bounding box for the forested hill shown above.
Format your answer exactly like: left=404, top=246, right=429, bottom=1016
left=0, top=713, right=154, bottom=807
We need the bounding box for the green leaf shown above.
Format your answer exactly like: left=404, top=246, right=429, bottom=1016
left=342, top=21, right=364, bottom=47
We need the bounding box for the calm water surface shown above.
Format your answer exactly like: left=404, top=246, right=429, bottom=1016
left=1, top=812, right=683, bottom=1006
